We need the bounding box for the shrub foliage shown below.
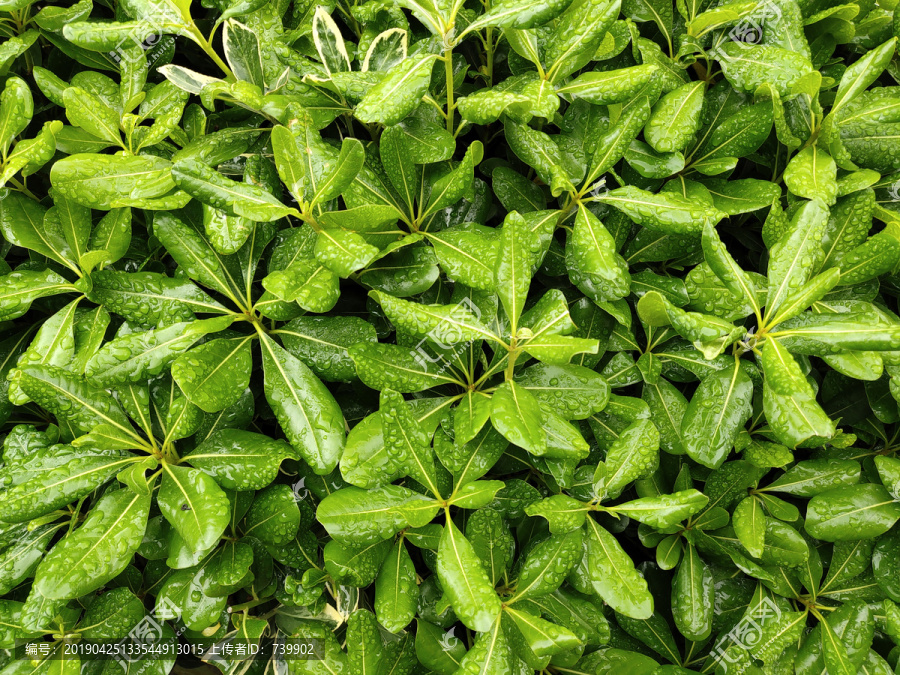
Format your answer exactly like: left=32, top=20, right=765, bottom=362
left=2, top=0, right=900, bottom=672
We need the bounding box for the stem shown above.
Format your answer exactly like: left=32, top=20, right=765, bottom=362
left=504, top=341, right=519, bottom=381
left=228, top=598, right=268, bottom=614
left=188, top=25, right=235, bottom=80
left=484, top=27, right=494, bottom=87
left=444, top=48, right=455, bottom=133
left=8, top=177, right=38, bottom=200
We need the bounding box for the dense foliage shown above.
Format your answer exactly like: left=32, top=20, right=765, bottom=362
left=2, top=0, right=900, bottom=671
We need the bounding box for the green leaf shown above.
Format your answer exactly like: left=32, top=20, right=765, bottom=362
left=0, top=76, right=33, bottom=156
left=599, top=186, right=727, bottom=234
left=375, top=540, right=418, bottom=633
left=52, top=192, right=91, bottom=266
left=761, top=338, right=835, bottom=447
left=514, top=529, right=584, bottom=600
left=51, top=153, right=175, bottom=209
left=89, top=207, right=132, bottom=269
left=765, top=458, right=860, bottom=496
left=600, top=418, right=660, bottom=499
left=671, top=543, right=712, bottom=641
left=0, top=269, right=76, bottom=322
left=733, top=496, right=766, bottom=558
left=437, top=519, right=502, bottom=632
left=517, top=363, right=610, bottom=420
left=315, top=228, right=379, bottom=277
left=784, top=146, right=838, bottom=205
left=452, top=618, right=510, bottom=673
left=371, top=290, right=497, bottom=344
left=84, top=316, right=234, bottom=387
left=701, top=221, right=760, bottom=319
left=611, top=490, right=708, bottom=529
left=381, top=389, right=441, bottom=497
left=355, top=54, right=439, bottom=126
left=415, top=619, right=467, bottom=674
left=349, top=341, right=464, bottom=392
left=681, top=358, right=753, bottom=469
left=9, top=364, right=142, bottom=445
left=158, top=463, right=230, bottom=551
left=0, top=192, right=78, bottom=272
left=820, top=613, right=856, bottom=675
left=172, top=159, right=297, bottom=222
left=424, top=152, right=484, bottom=226
left=312, top=137, right=366, bottom=207
left=153, top=210, right=244, bottom=303
left=875, top=455, right=900, bottom=500
left=0, top=452, right=140, bottom=523
left=491, top=381, right=547, bottom=454
left=716, top=43, right=812, bottom=97
left=545, top=0, right=622, bottom=82
left=691, top=100, right=774, bottom=168
left=428, top=227, right=499, bottom=291
left=347, top=609, right=384, bottom=675
left=202, top=206, right=252, bottom=257
left=495, top=211, right=538, bottom=333
left=566, top=204, right=630, bottom=303
left=88, top=269, right=226, bottom=327
left=832, top=37, right=897, bottom=115
left=7, top=298, right=80, bottom=405
left=263, top=258, right=340, bottom=313
left=521, top=334, right=600, bottom=365
left=805, top=483, right=900, bottom=541
left=244, top=483, right=303, bottom=546
left=278, top=315, right=377, bottom=383
left=585, top=516, right=653, bottom=619
left=33, top=487, right=150, bottom=599
left=449, top=480, right=505, bottom=508
left=557, top=65, right=658, bottom=105
left=171, top=336, right=252, bottom=413
left=317, top=485, right=439, bottom=544
left=259, top=333, right=345, bottom=475
left=644, top=81, right=705, bottom=153
left=505, top=606, right=581, bottom=656
left=584, top=97, right=651, bottom=187
left=62, top=87, right=121, bottom=146
left=183, top=429, right=295, bottom=491
left=765, top=199, right=830, bottom=318
left=466, top=0, right=573, bottom=30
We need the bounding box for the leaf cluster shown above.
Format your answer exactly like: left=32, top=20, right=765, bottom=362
left=2, top=0, right=900, bottom=672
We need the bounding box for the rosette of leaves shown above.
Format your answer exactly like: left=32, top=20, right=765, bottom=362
left=3, top=0, right=900, bottom=671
